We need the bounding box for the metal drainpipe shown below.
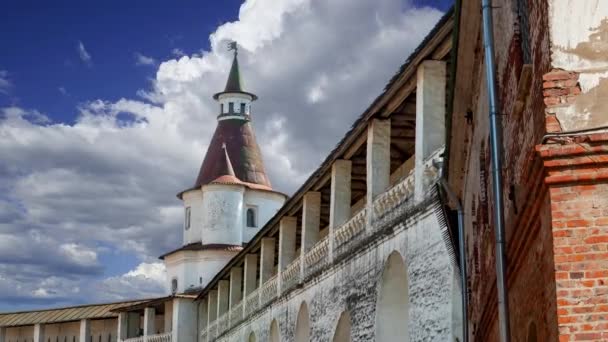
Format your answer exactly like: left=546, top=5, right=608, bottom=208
left=439, top=178, right=469, bottom=342
left=481, top=0, right=511, bottom=341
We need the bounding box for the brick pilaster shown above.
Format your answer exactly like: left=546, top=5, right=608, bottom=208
left=537, top=133, right=608, bottom=341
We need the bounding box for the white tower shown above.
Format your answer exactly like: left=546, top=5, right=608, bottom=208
left=161, top=44, right=286, bottom=294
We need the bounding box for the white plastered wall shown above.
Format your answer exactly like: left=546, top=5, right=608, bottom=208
left=201, top=184, right=244, bottom=246
left=165, top=250, right=239, bottom=293
left=549, top=0, right=608, bottom=130
left=242, top=189, right=285, bottom=243
left=182, top=189, right=204, bottom=245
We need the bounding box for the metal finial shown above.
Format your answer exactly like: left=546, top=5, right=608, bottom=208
left=228, top=41, right=238, bottom=56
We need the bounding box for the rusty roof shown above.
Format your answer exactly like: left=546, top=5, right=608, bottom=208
left=0, top=299, right=150, bottom=327
left=190, top=119, right=272, bottom=192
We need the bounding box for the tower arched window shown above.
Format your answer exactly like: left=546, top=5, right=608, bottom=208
left=240, top=103, right=246, bottom=114
left=171, top=278, right=178, bottom=294
left=246, top=208, right=256, bottom=228
left=228, top=102, right=234, bottom=113
left=185, top=207, right=191, bottom=230
left=221, top=103, right=224, bottom=113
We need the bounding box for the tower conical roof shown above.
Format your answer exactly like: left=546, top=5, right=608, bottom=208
left=193, top=120, right=272, bottom=189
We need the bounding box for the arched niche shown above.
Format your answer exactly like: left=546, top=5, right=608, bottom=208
left=332, top=311, right=351, bottom=342
left=375, top=251, right=409, bottom=342
left=247, top=331, right=256, bottom=342
left=270, top=319, right=281, bottom=342
left=295, top=302, right=310, bottom=342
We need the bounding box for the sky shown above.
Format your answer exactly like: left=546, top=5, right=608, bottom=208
left=0, top=0, right=452, bottom=311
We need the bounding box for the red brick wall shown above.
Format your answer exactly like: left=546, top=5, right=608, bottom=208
left=454, top=0, right=558, bottom=340
left=538, top=136, right=608, bottom=341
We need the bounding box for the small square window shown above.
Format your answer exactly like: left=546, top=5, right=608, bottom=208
left=185, top=207, right=191, bottom=230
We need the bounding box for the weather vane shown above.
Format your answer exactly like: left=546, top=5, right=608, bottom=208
left=228, top=41, right=238, bottom=56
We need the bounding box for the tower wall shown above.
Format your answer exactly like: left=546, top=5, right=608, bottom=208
left=165, top=250, right=239, bottom=293
left=201, top=184, right=245, bottom=246
left=242, top=189, right=285, bottom=243
left=182, top=188, right=204, bottom=245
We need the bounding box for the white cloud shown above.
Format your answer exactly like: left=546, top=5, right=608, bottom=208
left=77, top=41, right=92, bottom=65
left=135, top=53, right=156, bottom=66
left=96, top=262, right=166, bottom=301
left=58, top=86, right=68, bottom=96
left=0, top=70, right=12, bottom=94
left=0, top=0, right=444, bottom=307
left=171, top=48, right=185, bottom=57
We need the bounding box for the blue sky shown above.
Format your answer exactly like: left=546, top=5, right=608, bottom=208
left=0, top=0, right=244, bottom=124
left=0, top=0, right=452, bottom=311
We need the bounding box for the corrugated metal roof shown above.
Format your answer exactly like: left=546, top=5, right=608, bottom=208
left=0, top=299, right=150, bottom=327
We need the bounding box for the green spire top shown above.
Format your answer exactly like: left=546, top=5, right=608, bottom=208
left=224, top=44, right=243, bottom=93
left=213, top=41, right=258, bottom=100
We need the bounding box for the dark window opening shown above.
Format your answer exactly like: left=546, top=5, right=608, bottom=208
left=246, top=208, right=256, bottom=227
left=240, top=103, right=246, bottom=113
left=185, top=207, right=191, bottom=230
left=171, top=278, right=178, bottom=294
left=516, top=0, right=532, bottom=64
left=229, top=102, right=234, bottom=113
left=221, top=103, right=224, bottom=113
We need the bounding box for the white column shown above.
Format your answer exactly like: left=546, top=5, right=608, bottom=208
left=164, top=301, right=173, bottom=333
left=143, top=307, right=156, bottom=340
left=330, top=160, right=352, bottom=257
left=33, top=323, right=45, bottom=342
left=301, top=191, right=321, bottom=278
left=243, top=253, right=258, bottom=315
left=367, top=119, right=391, bottom=221
left=117, top=312, right=128, bottom=340
left=259, top=237, right=276, bottom=285
left=229, top=267, right=243, bottom=308
left=217, top=280, right=230, bottom=317
left=171, top=298, right=197, bottom=342
left=243, top=254, right=258, bottom=296
left=301, top=192, right=321, bottom=253
left=278, top=216, right=297, bottom=292
left=79, top=319, right=90, bottom=342
left=415, top=60, right=446, bottom=201
left=207, top=290, right=218, bottom=325
left=278, top=216, right=297, bottom=270
left=198, top=298, right=208, bottom=337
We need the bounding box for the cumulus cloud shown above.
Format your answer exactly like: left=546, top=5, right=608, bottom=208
left=77, top=41, right=92, bottom=66
left=95, top=262, right=166, bottom=301
left=135, top=53, right=157, bottom=66
left=0, top=0, right=444, bottom=309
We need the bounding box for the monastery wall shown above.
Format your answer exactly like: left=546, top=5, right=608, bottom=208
left=204, top=176, right=462, bottom=342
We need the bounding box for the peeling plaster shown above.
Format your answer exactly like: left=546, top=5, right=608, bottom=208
left=550, top=0, right=608, bottom=130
